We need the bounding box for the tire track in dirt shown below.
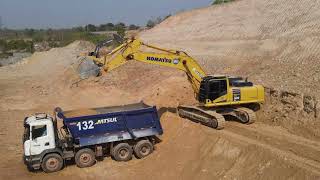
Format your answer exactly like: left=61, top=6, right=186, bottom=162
left=200, top=122, right=320, bottom=176
left=229, top=122, right=320, bottom=150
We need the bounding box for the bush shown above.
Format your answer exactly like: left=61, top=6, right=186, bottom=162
left=0, top=39, right=7, bottom=52
left=78, top=32, right=108, bottom=44
left=128, top=24, right=140, bottom=30
left=146, top=20, right=156, bottom=28
left=48, top=41, right=60, bottom=48
left=164, top=14, right=171, bottom=20
left=0, top=52, right=13, bottom=59
left=85, top=24, right=97, bottom=32
left=115, top=22, right=126, bottom=29
left=1, top=39, right=34, bottom=53
left=146, top=17, right=164, bottom=28
left=212, top=0, right=234, bottom=5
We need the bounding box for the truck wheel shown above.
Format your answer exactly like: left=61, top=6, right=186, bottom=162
left=134, top=140, right=154, bottom=159
left=75, top=148, right=96, bottom=168
left=41, top=153, right=63, bottom=173
left=111, top=143, right=133, bottom=162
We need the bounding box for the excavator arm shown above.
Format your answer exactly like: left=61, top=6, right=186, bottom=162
left=88, top=37, right=207, bottom=94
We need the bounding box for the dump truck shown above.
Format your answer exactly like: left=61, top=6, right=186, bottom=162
left=23, top=102, right=163, bottom=173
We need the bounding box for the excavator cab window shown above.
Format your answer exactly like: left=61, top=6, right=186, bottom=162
left=198, top=78, right=227, bottom=103
left=207, top=79, right=227, bottom=101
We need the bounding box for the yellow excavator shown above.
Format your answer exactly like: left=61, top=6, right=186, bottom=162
left=82, top=35, right=265, bottom=129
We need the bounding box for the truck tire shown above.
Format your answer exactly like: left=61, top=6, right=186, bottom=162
left=111, top=143, right=133, bottom=162
left=41, top=153, right=63, bottom=173
left=75, top=148, right=96, bottom=168
left=133, top=140, right=154, bottom=159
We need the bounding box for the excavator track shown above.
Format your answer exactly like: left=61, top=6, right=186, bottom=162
left=177, top=105, right=225, bottom=130
left=232, top=107, right=256, bottom=124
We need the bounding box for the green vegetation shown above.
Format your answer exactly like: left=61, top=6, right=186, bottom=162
left=212, top=0, right=234, bottom=5
left=79, top=32, right=108, bottom=44
left=79, top=22, right=136, bottom=33
left=0, top=39, right=34, bottom=53
left=0, top=14, right=177, bottom=57
left=0, top=21, right=141, bottom=56
left=0, top=52, right=12, bottom=59
left=146, top=15, right=171, bottom=28
left=128, top=24, right=140, bottom=30
left=0, top=28, right=109, bottom=59
left=0, top=15, right=178, bottom=58
left=146, top=20, right=156, bottom=28
left=114, top=23, right=126, bottom=38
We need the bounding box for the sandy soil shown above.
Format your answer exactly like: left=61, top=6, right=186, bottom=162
left=1, top=0, right=320, bottom=179
left=140, top=0, right=320, bottom=140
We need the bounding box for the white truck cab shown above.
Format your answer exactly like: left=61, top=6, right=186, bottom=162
left=23, top=113, right=58, bottom=170
left=23, top=113, right=56, bottom=156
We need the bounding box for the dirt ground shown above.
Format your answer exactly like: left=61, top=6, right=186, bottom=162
left=1, top=0, right=320, bottom=179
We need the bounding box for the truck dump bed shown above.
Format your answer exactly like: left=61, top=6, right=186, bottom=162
left=62, top=103, right=151, bottom=118
left=55, top=102, right=163, bottom=147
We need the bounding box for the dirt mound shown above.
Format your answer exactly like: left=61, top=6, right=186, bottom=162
left=140, top=0, right=320, bottom=137
left=141, top=0, right=320, bottom=97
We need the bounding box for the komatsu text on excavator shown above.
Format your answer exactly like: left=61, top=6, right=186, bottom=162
left=82, top=34, right=265, bottom=129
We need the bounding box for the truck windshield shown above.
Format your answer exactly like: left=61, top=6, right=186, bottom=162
left=23, top=125, right=30, bottom=143
left=32, top=125, right=47, bottom=139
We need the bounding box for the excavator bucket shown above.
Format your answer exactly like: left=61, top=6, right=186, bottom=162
left=76, top=34, right=124, bottom=79
left=77, top=56, right=100, bottom=79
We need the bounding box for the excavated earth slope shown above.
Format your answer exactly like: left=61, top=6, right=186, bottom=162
left=140, top=0, right=320, bottom=139
left=0, top=0, right=320, bottom=179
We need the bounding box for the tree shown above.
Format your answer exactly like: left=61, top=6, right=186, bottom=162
left=155, top=17, right=163, bottom=24
left=114, top=22, right=126, bottom=30
left=146, top=16, right=164, bottom=28
left=0, top=39, right=7, bottom=52
left=98, top=24, right=107, bottom=31
left=85, top=24, right=97, bottom=32
left=128, top=24, right=140, bottom=30
left=106, top=23, right=115, bottom=30
left=115, top=26, right=125, bottom=38
left=114, top=22, right=126, bottom=38
left=73, top=26, right=84, bottom=32
left=33, top=33, right=45, bottom=42
left=146, top=20, right=155, bottom=28
left=25, top=28, right=35, bottom=37
left=212, top=0, right=234, bottom=5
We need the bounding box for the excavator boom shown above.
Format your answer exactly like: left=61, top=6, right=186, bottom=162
left=90, top=37, right=206, bottom=93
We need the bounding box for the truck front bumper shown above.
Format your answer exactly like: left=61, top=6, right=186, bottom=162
left=23, top=155, right=41, bottom=170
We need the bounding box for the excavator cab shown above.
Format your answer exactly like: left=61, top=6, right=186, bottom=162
left=198, top=75, right=264, bottom=106
left=198, top=76, right=228, bottom=103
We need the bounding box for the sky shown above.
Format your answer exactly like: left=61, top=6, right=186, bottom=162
left=0, top=0, right=212, bottom=29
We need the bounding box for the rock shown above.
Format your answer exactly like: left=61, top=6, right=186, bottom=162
left=303, top=95, right=315, bottom=114
left=315, top=100, right=319, bottom=118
